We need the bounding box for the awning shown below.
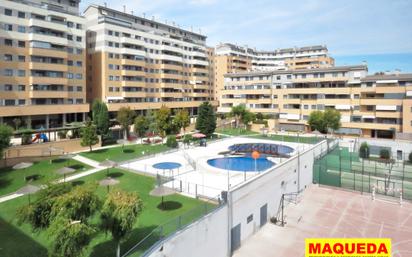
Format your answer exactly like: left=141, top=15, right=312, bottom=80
left=107, top=96, right=124, bottom=100
left=376, top=105, right=397, bottom=111
left=362, top=115, right=375, bottom=119
left=335, top=105, right=351, bottom=110
left=376, top=80, right=398, bottom=84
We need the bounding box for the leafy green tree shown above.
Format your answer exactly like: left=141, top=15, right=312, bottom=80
left=117, top=107, right=136, bottom=139
left=48, top=217, right=95, bottom=257
left=93, top=100, right=110, bottom=136
left=0, top=124, right=13, bottom=158
left=80, top=120, right=99, bottom=152
left=324, top=108, right=341, bottom=133
left=146, top=109, right=158, bottom=136
left=173, top=109, right=190, bottom=135
left=13, top=118, right=22, bottom=131
left=359, top=142, right=370, bottom=159
left=196, top=102, right=216, bottom=137
left=155, top=105, right=171, bottom=138
left=134, top=115, right=148, bottom=142
left=308, top=111, right=326, bottom=133
left=241, top=110, right=256, bottom=127
left=230, top=104, right=247, bottom=128
left=409, top=152, right=412, bottom=163
left=380, top=149, right=390, bottom=160
left=101, top=190, right=143, bottom=257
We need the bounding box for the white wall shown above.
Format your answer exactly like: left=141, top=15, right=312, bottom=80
left=148, top=206, right=229, bottom=257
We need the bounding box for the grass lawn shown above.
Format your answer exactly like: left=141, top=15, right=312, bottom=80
left=80, top=143, right=170, bottom=162
left=252, top=134, right=324, bottom=144
left=216, top=127, right=259, bottom=136
left=0, top=168, right=214, bottom=257
left=0, top=158, right=91, bottom=196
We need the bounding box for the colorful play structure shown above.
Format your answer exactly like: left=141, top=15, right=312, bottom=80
left=32, top=133, right=49, bottom=143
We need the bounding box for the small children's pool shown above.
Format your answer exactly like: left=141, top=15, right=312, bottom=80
left=152, top=162, right=182, bottom=170
left=207, top=156, right=275, bottom=172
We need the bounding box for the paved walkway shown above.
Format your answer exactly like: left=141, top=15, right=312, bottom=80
left=0, top=155, right=104, bottom=203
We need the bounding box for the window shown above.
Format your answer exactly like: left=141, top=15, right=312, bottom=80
left=18, top=26, right=26, bottom=33
left=76, top=86, right=82, bottom=91
left=4, top=84, right=13, bottom=91
left=18, top=85, right=25, bottom=91
left=4, top=9, right=12, bottom=16
left=354, top=94, right=360, bottom=99
left=18, top=41, right=25, bottom=48
left=4, top=39, right=13, bottom=46
left=4, top=69, right=13, bottom=76
left=67, top=21, right=74, bottom=28
left=76, top=49, right=82, bottom=54
left=75, top=73, right=82, bottom=79
left=4, top=54, right=12, bottom=61
left=4, top=24, right=13, bottom=31
left=76, top=36, right=82, bottom=42
left=67, top=47, right=74, bottom=53
left=247, top=214, right=253, bottom=224
left=18, top=99, right=25, bottom=105
left=18, top=11, right=25, bottom=18
left=67, top=60, right=73, bottom=66
left=67, top=35, right=73, bottom=40
left=76, top=24, right=82, bottom=29
left=67, top=73, right=74, bottom=79
left=5, top=99, right=15, bottom=106
left=17, top=70, right=26, bottom=77
left=76, top=61, right=82, bottom=67
left=18, top=55, right=25, bottom=62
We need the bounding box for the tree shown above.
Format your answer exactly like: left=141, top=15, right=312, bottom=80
left=359, top=142, right=369, bottom=159
left=173, top=109, right=190, bottom=135
left=196, top=102, right=216, bottom=137
left=0, top=124, right=13, bottom=158
left=155, top=105, right=171, bottom=138
left=92, top=100, right=110, bottom=136
left=380, top=149, right=390, bottom=160
left=13, top=118, right=22, bottom=131
left=117, top=107, right=136, bottom=139
left=230, top=104, right=247, bottom=128
left=241, top=110, right=256, bottom=127
left=323, top=108, right=341, bottom=133
left=101, top=190, right=143, bottom=257
left=308, top=111, right=326, bottom=133
left=134, top=115, right=148, bottom=142
left=80, top=120, right=99, bottom=152
left=166, top=135, right=178, bottom=148
left=48, top=217, right=95, bottom=257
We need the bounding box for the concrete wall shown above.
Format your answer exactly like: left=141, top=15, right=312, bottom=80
left=148, top=206, right=229, bottom=257
left=358, top=138, right=412, bottom=159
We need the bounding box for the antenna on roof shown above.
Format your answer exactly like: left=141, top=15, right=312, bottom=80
left=123, top=5, right=126, bottom=13
left=143, top=12, right=146, bottom=18
left=131, top=10, right=133, bottom=15
left=104, top=2, right=107, bottom=7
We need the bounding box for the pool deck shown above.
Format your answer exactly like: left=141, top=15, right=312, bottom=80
left=121, top=137, right=312, bottom=198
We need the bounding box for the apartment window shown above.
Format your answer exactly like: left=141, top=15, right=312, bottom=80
left=4, top=24, right=13, bottom=31
left=76, top=49, right=82, bottom=54
left=311, top=105, right=316, bottom=109
left=67, top=99, right=73, bottom=104
left=276, top=76, right=281, bottom=80
left=67, top=21, right=74, bottom=28
left=75, top=73, right=82, bottom=79
left=353, top=105, right=360, bottom=110
left=4, top=9, right=12, bottom=16
left=320, top=73, right=325, bottom=78
left=67, top=47, right=74, bottom=53
left=333, top=73, right=338, bottom=77
left=4, top=84, right=13, bottom=91
left=69, top=0, right=77, bottom=7
left=18, top=26, right=25, bottom=33
left=18, top=85, right=25, bottom=91
left=76, top=24, right=82, bottom=29
left=67, top=60, right=73, bottom=66
left=18, top=55, right=25, bottom=62
left=354, top=94, right=360, bottom=99
left=18, top=11, right=25, bottom=18
left=76, top=99, right=83, bottom=104
left=17, top=70, right=26, bottom=77
left=4, top=39, right=12, bottom=46
left=67, top=73, right=74, bottom=79
left=67, top=35, right=73, bottom=41
left=18, top=99, right=25, bottom=105
left=301, top=74, right=306, bottom=79
left=4, top=54, right=12, bottom=61
left=76, top=86, right=82, bottom=91
left=18, top=41, right=25, bottom=48
left=5, top=99, right=15, bottom=106
left=4, top=69, right=13, bottom=76
left=76, top=36, right=82, bottom=42
left=76, top=61, right=82, bottom=67
left=304, top=105, right=309, bottom=109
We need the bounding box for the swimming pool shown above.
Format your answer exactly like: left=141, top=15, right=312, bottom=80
left=207, top=156, right=275, bottom=172
left=152, top=162, right=182, bottom=170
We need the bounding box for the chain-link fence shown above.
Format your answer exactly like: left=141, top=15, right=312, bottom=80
left=314, top=146, right=412, bottom=200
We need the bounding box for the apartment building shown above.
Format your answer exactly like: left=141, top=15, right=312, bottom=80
left=219, top=65, right=412, bottom=139
left=214, top=43, right=334, bottom=104
left=84, top=5, right=215, bottom=117
left=0, top=0, right=88, bottom=129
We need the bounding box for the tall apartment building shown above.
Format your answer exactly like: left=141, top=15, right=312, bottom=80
left=218, top=65, right=412, bottom=139
left=84, top=5, right=215, bottom=117
left=0, top=0, right=88, bottom=129
left=214, top=43, right=334, bottom=103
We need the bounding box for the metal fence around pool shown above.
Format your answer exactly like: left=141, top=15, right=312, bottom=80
left=313, top=146, right=412, bottom=200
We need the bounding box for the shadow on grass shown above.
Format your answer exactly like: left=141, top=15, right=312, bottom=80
left=108, top=172, right=124, bottom=178
left=123, top=149, right=135, bottom=154
left=90, top=149, right=108, bottom=154
left=157, top=201, right=182, bottom=211
left=0, top=178, right=11, bottom=189
left=51, top=159, right=66, bottom=164
left=71, top=180, right=85, bottom=186
left=90, top=225, right=157, bottom=257
left=68, top=164, right=84, bottom=170
left=0, top=217, right=48, bottom=257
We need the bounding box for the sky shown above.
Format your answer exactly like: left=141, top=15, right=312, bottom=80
left=80, top=0, right=412, bottom=73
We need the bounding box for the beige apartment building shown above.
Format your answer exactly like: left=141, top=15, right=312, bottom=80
left=0, top=0, right=88, bottom=129
left=218, top=65, right=412, bottom=139
left=84, top=5, right=215, bottom=117
left=214, top=43, right=334, bottom=103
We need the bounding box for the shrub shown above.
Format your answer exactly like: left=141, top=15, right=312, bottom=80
left=409, top=152, right=412, bottom=163
left=183, top=134, right=192, bottom=145
left=166, top=135, right=178, bottom=148
left=21, top=129, right=34, bottom=145
left=359, top=142, right=369, bottom=158
left=380, top=149, right=390, bottom=160
left=58, top=130, right=68, bottom=139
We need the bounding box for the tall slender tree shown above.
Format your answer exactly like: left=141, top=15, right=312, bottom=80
left=196, top=102, right=216, bottom=137
left=173, top=109, right=190, bottom=135
left=134, top=115, right=148, bottom=142
left=155, top=105, right=171, bottom=138
left=116, top=107, right=136, bottom=139
left=0, top=124, right=13, bottom=159
left=80, top=120, right=99, bottom=152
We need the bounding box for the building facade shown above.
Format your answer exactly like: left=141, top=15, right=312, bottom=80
left=0, top=0, right=88, bottom=129
left=84, top=5, right=215, bottom=117
left=214, top=43, right=334, bottom=106
left=219, top=66, right=412, bottom=139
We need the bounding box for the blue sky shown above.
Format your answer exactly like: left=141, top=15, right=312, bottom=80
left=80, top=0, right=412, bottom=73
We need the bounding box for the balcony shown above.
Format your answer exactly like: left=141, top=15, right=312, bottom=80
left=29, top=62, right=68, bottom=72
left=0, top=104, right=89, bottom=117
left=29, top=90, right=69, bottom=98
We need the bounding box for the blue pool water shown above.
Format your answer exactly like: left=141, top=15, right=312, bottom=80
left=207, top=156, right=275, bottom=172
left=153, top=162, right=182, bottom=170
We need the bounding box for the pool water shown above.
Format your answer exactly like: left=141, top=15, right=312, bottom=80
left=152, top=162, right=182, bottom=170
left=207, top=156, right=275, bottom=172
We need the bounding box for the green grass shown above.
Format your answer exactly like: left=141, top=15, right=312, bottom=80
left=216, top=128, right=259, bottom=136
left=0, top=159, right=91, bottom=196
left=80, top=144, right=170, bottom=162
left=0, top=168, right=214, bottom=257
left=252, top=134, right=324, bottom=144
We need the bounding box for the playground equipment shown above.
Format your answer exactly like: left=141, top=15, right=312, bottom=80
left=32, top=133, right=49, bottom=143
